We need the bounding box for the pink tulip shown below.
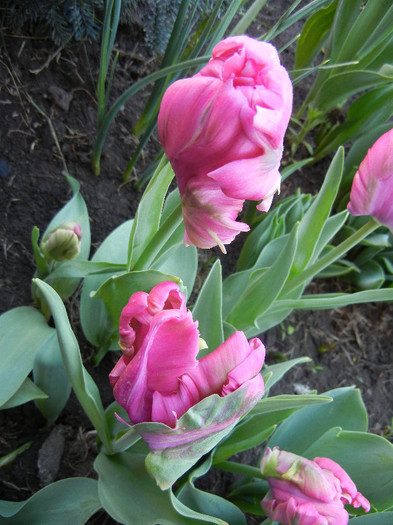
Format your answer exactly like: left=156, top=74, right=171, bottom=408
left=348, top=127, right=393, bottom=229
left=158, top=36, right=293, bottom=252
left=109, top=281, right=265, bottom=429
left=260, top=447, right=370, bottom=525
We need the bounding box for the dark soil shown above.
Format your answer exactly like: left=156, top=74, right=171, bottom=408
left=0, top=7, right=392, bottom=525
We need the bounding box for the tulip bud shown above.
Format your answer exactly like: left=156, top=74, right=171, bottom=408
left=158, top=35, right=292, bottom=252
left=41, top=222, right=82, bottom=261
left=348, top=127, right=393, bottom=229
left=260, top=447, right=370, bottom=525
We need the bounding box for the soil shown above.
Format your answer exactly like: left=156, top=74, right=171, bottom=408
left=0, top=5, right=392, bottom=525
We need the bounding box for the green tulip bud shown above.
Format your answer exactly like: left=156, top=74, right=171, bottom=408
left=41, top=222, right=82, bottom=261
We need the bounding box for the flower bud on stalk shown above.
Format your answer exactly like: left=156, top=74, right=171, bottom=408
left=41, top=222, right=82, bottom=261
left=260, top=447, right=370, bottom=525
left=158, top=36, right=293, bottom=252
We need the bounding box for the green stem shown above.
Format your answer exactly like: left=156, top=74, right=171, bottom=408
left=214, top=460, right=265, bottom=479
left=283, top=216, right=380, bottom=296
left=132, top=202, right=184, bottom=271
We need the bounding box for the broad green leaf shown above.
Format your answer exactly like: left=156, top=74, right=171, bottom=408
left=192, top=260, right=224, bottom=355
left=268, top=387, right=368, bottom=454
left=0, top=378, right=46, bottom=409
left=213, top=424, right=276, bottom=464
left=248, top=394, right=332, bottom=419
left=353, top=260, right=385, bottom=290
left=227, top=225, right=298, bottom=331
left=304, top=428, right=393, bottom=511
left=93, top=270, right=182, bottom=328
left=152, top=243, right=197, bottom=300
left=0, top=306, right=53, bottom=407
left=95, top=450, right=224, bottom=524
left=33, top=331, right=71, bottom=422
left=128, top=160, right=174, bottom=270
left=45, top=260, right=126, bottom=280
left=289, top=148, right=344, bottom=276
left=33, top=279, right=112, bottom=452
left=80, top=219, right=133, bottom=348
left=0, top=478, right=101, bottom=523
left=294, top=0, right=337, bottom=69
left=177, top=456, right=247, bottom=525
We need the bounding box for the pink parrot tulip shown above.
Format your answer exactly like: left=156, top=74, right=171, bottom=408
left=109, top=281, right=265, bottom=429
left=158, top=35, right=293, bottom=252
left=260, top=447, right=370, bottom=525
left=348, top=127, right=393, bottom=229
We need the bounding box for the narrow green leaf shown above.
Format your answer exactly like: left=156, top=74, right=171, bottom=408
left=192, top=260, right=224, bottom=355
left=289, top=147, right=344, bottom=276
left=227, top=225, right=298, bottom=331
left=0, top=478, right=101, bottom=523
left=128, top=159, right=174, bottom=270
left=0, top=307, right=53, bottom=407
left=350, top=514, right=393, bottom=524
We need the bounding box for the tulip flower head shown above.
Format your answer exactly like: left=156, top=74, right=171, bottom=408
left=158, top=35, right=293, bottom=252
left=348, top=127, right=393, bottom=229
left=109, top=281, right=265, bottom=430
left=260, top=447, right=370, bottom=525
left=41, top=222, right=82, bottom=261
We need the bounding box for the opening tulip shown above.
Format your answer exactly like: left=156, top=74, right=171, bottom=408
left=158, top=35, right=293, bottom=252
left=109, top=281, right=265, bottom=429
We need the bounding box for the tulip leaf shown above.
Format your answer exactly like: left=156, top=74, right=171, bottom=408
left=294, top=0, right=337, bottom=69
left=303, top=428, right=393, bottom=512
left=95, top=450, right=225, bottom=524
left=350, top=514, right=393, bottom=524
left=33, top=331, right=71, bottom=422
left=0, top=478, right=101, bottom=523
left=289, top=147, right=344, bottom=277
left=213, top=424, right=276, bottom=464
left=0, top=378, right=47, bottom=409
left=80, top=219, right=133, bottom=350
left=193, top=260, right=224, bottom=355
left=177, top=455, right=247, bottom=525
left=262, top=356, right=312, bottom=392
left=128, top=159, right=174, bottom=270
left=267, top=387, right=368, bottom=455
left=0, top=306, right=54, bottom=408
left=93, top=270, right=182, bottom=328
left=226, top=224, right=298, bottom=331
left=152, top=243, right=197, bottom=300
left=33, top=279, right=112, bottom=452
left=353, top=260, right=385, bottom=290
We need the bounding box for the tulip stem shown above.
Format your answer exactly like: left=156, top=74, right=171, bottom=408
left=283, top=216, right=381, bottom=296
left=132, top=202, right=184, bottom=271
left=214, top=460, right=265, bottom=479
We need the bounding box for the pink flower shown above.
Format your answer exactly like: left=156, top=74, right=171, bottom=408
left=348, top=127, right=393, bottom=229
left=260, top=447, right=370, bottom=525
left=109, top=281, right=265, bottom=429
left=158, top=36, right=293, bottom=252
